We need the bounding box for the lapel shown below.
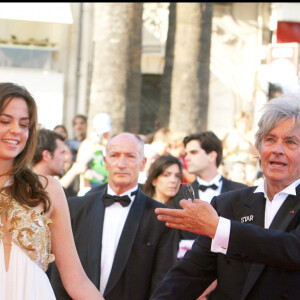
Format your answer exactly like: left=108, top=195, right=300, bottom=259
left=221, top=177, right=232, bottom=193
left=231, top=191, right=265, bottom=228
left=269, top=192, right=300, bottom=230
left=104, top=188, right=146, bottom=296
left=232, top=191, right=265, bottom=275
left=238, top=192, right=267, bottom=300
left=241, top=186, right=300, bottom=300
left=87, top=188, right=106, bottom=288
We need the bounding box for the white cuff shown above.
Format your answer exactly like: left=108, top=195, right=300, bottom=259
left=211, top=217, right=231, bottom=254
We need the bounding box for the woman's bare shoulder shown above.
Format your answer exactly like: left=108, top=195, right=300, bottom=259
left=37, top=174, right=60, bottom=190
left=38, top=175, right=66, bottom=217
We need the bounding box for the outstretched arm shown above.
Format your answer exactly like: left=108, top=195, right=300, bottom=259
left=157, top=196, right=300, bottom=270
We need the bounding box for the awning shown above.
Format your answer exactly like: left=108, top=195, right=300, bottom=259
left=0, top=3, right=73, bottom=24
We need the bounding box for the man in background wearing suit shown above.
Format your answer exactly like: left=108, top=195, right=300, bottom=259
left=152, top=94, right=300, bottom=300
left=174, top=131, right=247, bottom=299
left=174, top=131, right=247, bottom=241
left=48, top=132, right=178, bottom=300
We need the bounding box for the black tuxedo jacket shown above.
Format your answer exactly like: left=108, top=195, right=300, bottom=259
left=174, top=177, right=247, bottom=239
left=151, top=186, right=300, bottom=300
left=47, top=187, right=178, bottom=300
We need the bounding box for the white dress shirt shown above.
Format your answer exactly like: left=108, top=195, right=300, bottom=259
left=197, top=173, right=223, bottom=203
left=177, top=174, right=224, bottom=258
left=211, top=178, right=300, bottom=254
left=100, top=184, right=138, bottom=294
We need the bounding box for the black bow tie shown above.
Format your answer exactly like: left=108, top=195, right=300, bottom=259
left=102, top=194, right=131, bottom=207
left=197, top=183, right=218, bottom=192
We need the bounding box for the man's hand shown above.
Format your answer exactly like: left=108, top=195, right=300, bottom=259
left=155, top=199, right=219, bottom=239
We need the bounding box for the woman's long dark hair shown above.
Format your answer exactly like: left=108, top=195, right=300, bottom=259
left=0, top=82, right=50, bottom=212
left=143, top=154, right=183, bottom=205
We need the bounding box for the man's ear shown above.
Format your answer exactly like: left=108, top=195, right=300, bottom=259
left=152, top=177, right=157, bottom=187
left=103, top=155, right=108, bottom=171
left=258, top=153, right=261, bottom=167
left=208, top=151, right=217, bottom=163
left=140, top=157, right=147, bottom=172
left=42, top=149, right=52, bottom=162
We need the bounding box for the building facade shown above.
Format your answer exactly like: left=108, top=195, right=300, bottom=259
left=0, top=3, right=299, bottom=140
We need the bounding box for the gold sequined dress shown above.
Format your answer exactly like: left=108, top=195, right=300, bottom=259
left=0, top=189, right=56, bottom=300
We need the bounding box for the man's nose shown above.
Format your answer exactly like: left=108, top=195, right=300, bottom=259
left=117, top=155, right=127, bottom=167
left=170, top=175, right=178, bottom=182
left=272, top=141, right=285, bottom=154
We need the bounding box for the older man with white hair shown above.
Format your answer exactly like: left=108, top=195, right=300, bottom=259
left=152, top=94, right=300, bottom=300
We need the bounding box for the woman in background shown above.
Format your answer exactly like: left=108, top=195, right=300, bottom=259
left=143, top=154, right=182, bottom=207
left=53, top=124, right=68, bottom=141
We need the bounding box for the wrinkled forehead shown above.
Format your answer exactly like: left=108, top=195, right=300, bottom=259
left=107, top=134, right=143, bottom=155
left=267, top=118, right=300, bottom=135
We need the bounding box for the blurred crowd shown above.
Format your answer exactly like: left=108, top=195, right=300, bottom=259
left=47, top=110, right=262, bottom=201
left=46, top=111, right=261, bottom=299
left=4, top=73, right=298, bottom=300
left=39, top=110, right=262, bottom=300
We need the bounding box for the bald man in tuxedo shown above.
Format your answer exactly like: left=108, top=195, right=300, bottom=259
left=47, top=132, right=178, bottom=300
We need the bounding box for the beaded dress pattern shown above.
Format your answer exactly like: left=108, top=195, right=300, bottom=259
left=0, top=186, right=55, bottom=272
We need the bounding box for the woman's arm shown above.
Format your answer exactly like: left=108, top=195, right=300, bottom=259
left=44, top=176, right=105, bottom=300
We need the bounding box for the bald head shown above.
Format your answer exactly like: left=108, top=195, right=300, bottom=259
left=106, top=132, right=144, bottom=160
left=104, top=132, right=146, bottom=194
